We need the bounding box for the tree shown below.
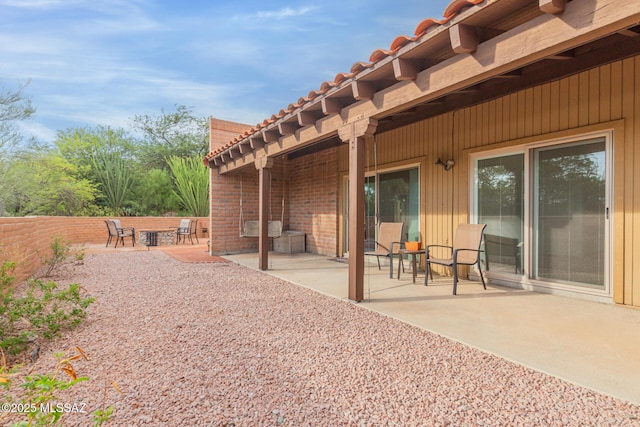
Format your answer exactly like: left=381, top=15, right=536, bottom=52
left=130, top=168, right=180, bottom=216
left=0, top=80, right=35, bottom=152
left=167, top=156, right=209, bottom=217
left=55, top=126, right=138, bottom=215
left=0, top=81, right=36, bottom=215
left=131, top=105, right=209, bottom=171
left=6, top=149, right=98, bottom=216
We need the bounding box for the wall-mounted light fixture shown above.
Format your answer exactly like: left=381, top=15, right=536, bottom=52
left=435, top=158, right=455, bottom=171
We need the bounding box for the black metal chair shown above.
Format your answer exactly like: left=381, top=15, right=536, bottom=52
left=188, top=219, right=199, bottom=244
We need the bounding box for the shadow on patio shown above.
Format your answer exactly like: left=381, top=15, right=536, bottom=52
left=224, top=251, right=640, bottom=406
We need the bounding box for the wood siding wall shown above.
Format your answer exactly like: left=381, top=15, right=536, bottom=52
left=337, top=55, right=640, bottom=306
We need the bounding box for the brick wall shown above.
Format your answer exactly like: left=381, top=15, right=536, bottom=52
left=0, top=216, right=208, bottom=283
left=208, top=159, right=289, bottom=255
left=288, top=148, right=339, bottom=256
left=209, top=118, right=253, bottom=151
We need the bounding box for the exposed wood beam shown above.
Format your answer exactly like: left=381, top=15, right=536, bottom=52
left=547, top=51, right=574, bottom=60
left=450, top=24, right=479, bottom=54
left=392, top=58, right=418, bottom=81
left=249, top=137, right=264, bottom=150
left=539, top=0, right=566, bottom=14
left=618, top=28, right=640, bottom=38
left=278, top=121, right=298, bottom=135
left=217, top=0, right=640, bottom=173
left=238, top=142, right=251, bottom=154
left=212, top=157, right=220, bottom=167
left=321, top=97, right=343, bottom=115
left=493, top=70, right=522, bottom=79
left=220, top=152, right=229, bottom=163
left=351, top=81, right=374, bottom=100
left=262, top=130, right=280, bottom=143
left=229, top=147, right=240, bottom=158
left=298, top=110, right=321, bottom=126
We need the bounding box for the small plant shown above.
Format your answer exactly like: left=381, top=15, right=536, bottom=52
left=1, top=279, right=95, bottom=356
left=1, top=347, right=116, bottom=426
left=41, top=237, right=71, bottom=278
left=73, top=247, right=85, bottom=265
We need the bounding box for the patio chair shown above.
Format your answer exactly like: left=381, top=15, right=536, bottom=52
left=105, top=219, right=136, bottom=248
left=175, top=219, right=191, bottom=244
left=188, top=218, right=199, bottom=244
left=424, top=223, right=487, bottom=295
left=365, top=222, right=404, bottom=277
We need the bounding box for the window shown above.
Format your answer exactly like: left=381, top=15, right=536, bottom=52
left=472, top=135, right=610, bottom=294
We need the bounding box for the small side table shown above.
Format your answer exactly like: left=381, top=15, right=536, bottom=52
left=397, top=249, right=426, bottom=283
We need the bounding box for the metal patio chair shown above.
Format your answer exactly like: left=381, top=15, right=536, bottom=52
left=365, top=222, right=404, bottom=277
left=105, top=219, right=136, bottom=248
left=424, top=223, right=487, bottom=295
left=175, top=219, right=192, bottom=244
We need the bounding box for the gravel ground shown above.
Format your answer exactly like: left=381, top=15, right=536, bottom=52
left=4, top=250, right=640, bottom=426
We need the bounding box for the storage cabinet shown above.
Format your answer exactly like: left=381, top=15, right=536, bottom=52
left=273, top=231, right=306, bottom=254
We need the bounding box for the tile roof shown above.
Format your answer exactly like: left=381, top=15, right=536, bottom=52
left=204, top=0, right=484, bottom=166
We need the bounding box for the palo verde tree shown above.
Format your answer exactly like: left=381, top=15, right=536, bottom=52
left=167, top=155, right=209, bottom=217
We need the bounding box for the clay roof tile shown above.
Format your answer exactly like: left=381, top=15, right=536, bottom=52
left=414, top=17, right=442, bottom=37
left=350, top=61, right=375, bottom=74
left=368, top=49, right=392, bottom=63
left=390, top=35, right=415, bottom=51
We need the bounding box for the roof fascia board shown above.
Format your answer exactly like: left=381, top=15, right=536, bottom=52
left=218, top=0, right=640, bottom=174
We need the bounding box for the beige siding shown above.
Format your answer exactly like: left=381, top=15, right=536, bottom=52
left=337, top=54, right=640, bottom=306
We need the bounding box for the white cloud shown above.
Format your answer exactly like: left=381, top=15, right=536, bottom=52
left=233, top=6, right=315, bottom=23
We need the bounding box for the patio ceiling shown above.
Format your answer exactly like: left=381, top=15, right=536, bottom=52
left=204, top=0, right=640, bottom=173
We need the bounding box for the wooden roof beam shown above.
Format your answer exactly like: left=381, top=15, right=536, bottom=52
left=298, top=110, right=322, bottom=126
left=539, top=0, right=566, bottom=15
left=450, top=24, right=479, bottom=54
left=321, top=97, right=344, bottom=115
left=250, top=136, right=265, bottom=150
left=392, top=58, right=418, bottom=81
left=216, top=0, right=640, bottom=174
left=278, top=121, right=298, bottom=136
left=238, top=141, right=251, bottom=154
left=351, top=81, right=375, bottom=100
left=547, top=51, right=574, bottom=60
left=263, top=129, right=280, bottom=143
left=229, top=146, right=241, bottom=158
left=618, top=28, right=640, bottom=38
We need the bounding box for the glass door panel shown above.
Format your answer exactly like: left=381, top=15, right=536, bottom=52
left=364, top=176, right=376, bottom=252
left=533, top=139, right=606, bottom=287
left=378, top=169, right=419, bottom=242
left=475, top=154, right=525, bottom=276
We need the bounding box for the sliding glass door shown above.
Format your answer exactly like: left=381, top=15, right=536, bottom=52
left=475, top=154, right=525, bottom=276
left=533, top=140, right=606, bottom=287
left=472, top=135, right=610, bottom=294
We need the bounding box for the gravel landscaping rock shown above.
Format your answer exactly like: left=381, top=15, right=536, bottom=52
left=7, top=250, right=640, bottom=426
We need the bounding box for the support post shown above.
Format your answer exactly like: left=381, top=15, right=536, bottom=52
left=338, top=118, right=378, bottom=302
left=256, top=157, right=274, bottom=270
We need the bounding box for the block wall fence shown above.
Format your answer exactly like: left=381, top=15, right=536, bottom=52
left=0, top=216, right=208, bottom=284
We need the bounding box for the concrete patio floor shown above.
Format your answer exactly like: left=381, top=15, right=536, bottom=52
left=223, top=251, right=640, bottom=406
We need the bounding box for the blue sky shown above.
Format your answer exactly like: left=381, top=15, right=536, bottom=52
left=1, top=0, right=452, bottom=144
